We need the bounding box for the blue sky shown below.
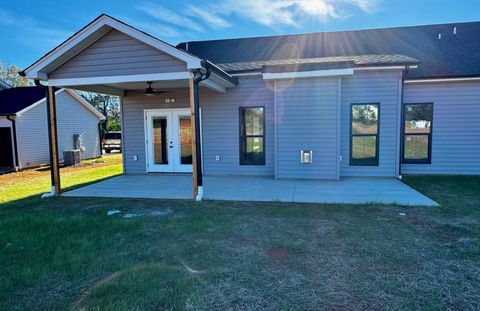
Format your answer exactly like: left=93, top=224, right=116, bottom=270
left=1, top=0, right=479, bottom=68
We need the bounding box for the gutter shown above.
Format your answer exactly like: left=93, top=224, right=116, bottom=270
left=398, top=67, right=408, bottom=180
left=192, top=62, right=212, bottom=201
left=5, top=115, right=19, bottom=171
left=201, top=60, right=238, bottom=86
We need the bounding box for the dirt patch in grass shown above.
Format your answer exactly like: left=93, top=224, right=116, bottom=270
left=266, top=246, right=294, bottom=266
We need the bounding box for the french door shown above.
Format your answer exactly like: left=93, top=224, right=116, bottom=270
left=145, top=109, right=193, bottom=173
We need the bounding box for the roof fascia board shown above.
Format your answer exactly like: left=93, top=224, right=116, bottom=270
left=405, top=77, right=480, bottom=84
left=200, top=79, right=226, bottom=93
left=231, top=72, right=262, bottom=77
left=24, top=15, right=202, bottom=79
left=262, top=68, right=354, bottom=80
left=15, top=89, right=65, bottom=116
left=64, top=89, right=106, bottom=120
left=48, top=72, right=193, bottom=87
left=354, top=65, right=409, bottom=71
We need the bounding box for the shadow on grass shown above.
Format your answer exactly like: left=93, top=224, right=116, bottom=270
left=1, top=173, right=122, bottom=209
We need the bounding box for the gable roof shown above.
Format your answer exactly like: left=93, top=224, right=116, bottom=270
left=177, top=21, right=480, bottom=79
left=0, top=87, right=46, bottom=115
left=22, top=14, right=203, bottom=80
left=0, top=86, right=105, bottom=120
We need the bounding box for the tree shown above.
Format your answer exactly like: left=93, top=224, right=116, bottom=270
left=0, top=62, right=32, bottom=87
left=79, top=92, right=121, bottom=138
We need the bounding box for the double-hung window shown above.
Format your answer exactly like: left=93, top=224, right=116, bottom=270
left=239, top=107, right=265, bottom=165
left=350, top=103, right=380, bottom=166
left=402, top=103, right=433, bottom=164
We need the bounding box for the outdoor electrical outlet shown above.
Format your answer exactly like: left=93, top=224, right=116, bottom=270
left=133, top=155, right=138, bottom=161
left=216, top=156, right=220, bottom=161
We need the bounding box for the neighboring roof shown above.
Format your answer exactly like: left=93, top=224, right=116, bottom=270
left=0, top=87, right=46, bottom=115
left=178, top=21, right=480, bottom=79
left=0, top=86, right=105, bottom=120
left=218, top=54, right=419, bottom=73
left=0, top=80, right=10, bottom=90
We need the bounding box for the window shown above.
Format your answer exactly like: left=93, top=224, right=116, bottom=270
left=403, top=103, right=433, bottom=164
left=240, top=107, right=265, bottom=165
left=350, top=104, right=379, bottom=166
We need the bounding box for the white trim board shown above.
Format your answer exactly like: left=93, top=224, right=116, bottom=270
left=405, top=77, right=480, bottom=84
left=15, top=88, right=105, bottom=121
left=262, top=68, right=354, bottom=80
left=15, top=89, right=65, bottom=116
left=64, top=89, right=106, bottom=120
left=24, top=14, right=203, bottom=79
left=49, top=72, right=193, bottom=87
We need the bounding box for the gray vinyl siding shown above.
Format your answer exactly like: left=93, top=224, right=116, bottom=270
left=122, top=90, right=190, bottom=174
left=15, top=91, right=102, bottom=168
left=340, top=70, right=403, bottom=177
left=402, top=81, right=480, bottom=175
left=49, top=29, right=187, bottom=79
left=201, top=76, right=274, bottom=176
left=275, top=77, right=340, bottom=180
left=122, top=76, right=275, bottom=176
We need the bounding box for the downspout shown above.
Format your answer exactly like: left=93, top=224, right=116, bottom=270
left=398, top=67, right=408, bottom=180
left=192, top=61, right=211, bottom=201
left=6, top=115, right=19, bottom=171
left=34, top=79, right=59, bottom=198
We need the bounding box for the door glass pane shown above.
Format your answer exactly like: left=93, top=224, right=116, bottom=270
left=179, top=116, right=193, bottom=165
left=405, top=104, right=432, bottom=134
left=153, top=117, right=168, bottom=164
left=352, top=104, right=378, bottom=134
left=404, top=134, right=429, bottom=161
left=352, top=136, right=377, bottom=165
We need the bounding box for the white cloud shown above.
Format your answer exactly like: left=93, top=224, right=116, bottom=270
left=0, top=9, right=71, bottom=51
left=136, top=4, right=205, bottom=32
left=192, top=0, right=381, bottom=29
left=186, top=6, right=231, bottom=29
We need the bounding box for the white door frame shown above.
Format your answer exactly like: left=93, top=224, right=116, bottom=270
left=144, top=108, right=200, bottom=173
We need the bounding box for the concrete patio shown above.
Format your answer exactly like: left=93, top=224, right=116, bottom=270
left=63, top=175, right=439, bottom=206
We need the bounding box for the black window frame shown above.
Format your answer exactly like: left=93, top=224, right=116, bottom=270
left=401, top=102, right=433, bottom=164
left=350, top=103, right=380, bottom=166
left=239, top=106, right=266, bottom=165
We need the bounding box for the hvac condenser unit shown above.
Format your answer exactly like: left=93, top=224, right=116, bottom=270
left=63, top=150, right=81, bottom=166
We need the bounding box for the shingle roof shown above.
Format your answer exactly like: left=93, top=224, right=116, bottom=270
left=217, top=54, right=419, bottom=73
left=177, top=21, right=480, bottom=79
left=0, top=87, right=46, bottom=115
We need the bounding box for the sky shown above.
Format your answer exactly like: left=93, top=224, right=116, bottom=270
left=1, top=0, right=480, bottom=68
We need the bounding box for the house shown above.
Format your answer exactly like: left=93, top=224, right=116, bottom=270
left=19, top=15, right=480, bottom=199
left=0, top=86, right=105, bottom=170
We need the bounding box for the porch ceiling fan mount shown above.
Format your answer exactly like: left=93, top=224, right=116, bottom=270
left=125, top=81, right=169, bottom=97
left=145, top=81, right=168, bottom=96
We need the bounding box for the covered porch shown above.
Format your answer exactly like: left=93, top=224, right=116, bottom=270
left=63, top=175, right=439, bottom=206
left=21, top=14, right=238, bottom=200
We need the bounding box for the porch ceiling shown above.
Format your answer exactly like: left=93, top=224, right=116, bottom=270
left=63, top=72, right=233, bottom=96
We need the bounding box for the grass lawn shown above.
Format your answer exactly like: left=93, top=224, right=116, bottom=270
left=0, top=168, right=479, bottom=310
left=0, top=154, right=122, bottom=203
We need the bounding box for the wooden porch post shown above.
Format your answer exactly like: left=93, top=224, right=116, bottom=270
left=47, top=86, right=61, bottom=196
left=189, top=78, right=198, bottom=199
